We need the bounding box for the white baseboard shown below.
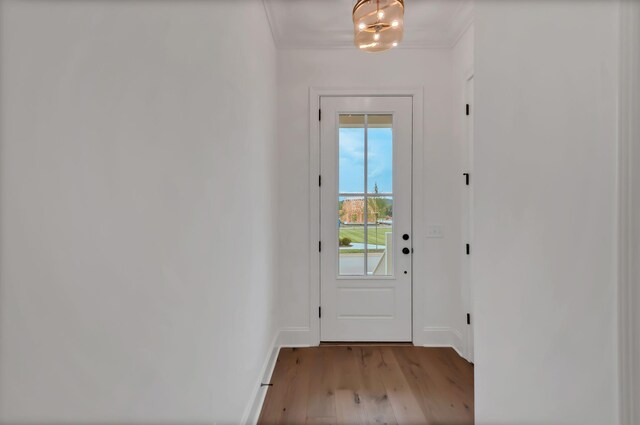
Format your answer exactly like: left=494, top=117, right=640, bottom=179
left=241, top=331, right=281, bottom=425
left=241, top=325, right=469, bottom=424
left=420, top=326, right=468, bottom=361
left=240, top=327, right=312, bottom=425
left=278, top=326, right=313, bottom=347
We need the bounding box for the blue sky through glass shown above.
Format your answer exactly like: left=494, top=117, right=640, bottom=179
left=367, top=128, right=393, bottom=193
left=339, top=127, right=392, bottom=193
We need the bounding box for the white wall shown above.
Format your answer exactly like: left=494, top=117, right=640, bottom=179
left=474, top=1, right=619, bottom=424
left=0, top=1, right=278, bottom=423
left=276, top=48, right=466, bottom=349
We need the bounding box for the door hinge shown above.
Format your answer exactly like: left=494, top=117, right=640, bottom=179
left=319, top=175, right=322, bottom=187
left=463, top=172, right=470, bottom=186
left=319, top=306, right=322, bottom=318
left=467, top=313, right=471, bottom=325
left=466, top=104, right=470, bottom=116
left=319, top=241, right=322, bottom=252
left=319, top=109, right=322, bottom=121
left=466, top=243, right=470, bottom=255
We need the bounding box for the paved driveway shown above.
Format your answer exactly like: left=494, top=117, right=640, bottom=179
left=338, top=253, right=383, bottom=275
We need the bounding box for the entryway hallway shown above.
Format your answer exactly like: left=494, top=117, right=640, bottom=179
left=258, top=346, right=473, bottom=425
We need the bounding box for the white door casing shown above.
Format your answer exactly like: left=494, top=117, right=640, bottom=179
left=319, top=96, right=413, bottom=342
left=462, top=75, right=475, bottom=362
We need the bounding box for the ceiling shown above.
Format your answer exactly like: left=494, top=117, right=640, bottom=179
left=262, top=0, right=473, bottom=49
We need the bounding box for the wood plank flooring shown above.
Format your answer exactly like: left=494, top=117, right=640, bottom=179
left=258, top=346, right=474, bottom=425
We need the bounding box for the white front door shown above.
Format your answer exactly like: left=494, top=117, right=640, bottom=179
left=320, top=96, right=413, bottom=342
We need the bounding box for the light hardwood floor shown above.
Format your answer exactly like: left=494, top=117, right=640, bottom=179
left=258, top=345, right=474, bottom=425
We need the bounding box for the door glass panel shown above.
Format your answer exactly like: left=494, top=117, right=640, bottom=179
left=338, top=114, right=394, bottom=277
left=339, top=196, right=365, bottom=276
left=367, top=196, right=393, bottom=276
left=367, top=115, right=393, bottom=194
left=339, top=115, right=365, bottom=194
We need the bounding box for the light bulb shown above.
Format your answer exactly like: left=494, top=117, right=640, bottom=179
left=353, top=0, right=404, bottom=52
left=359, top=42, right=378, bottom=49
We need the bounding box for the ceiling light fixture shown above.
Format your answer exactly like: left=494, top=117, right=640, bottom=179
left=353, top=0, right=404, bottom=53
left=360, top=42, right=378, bottom=49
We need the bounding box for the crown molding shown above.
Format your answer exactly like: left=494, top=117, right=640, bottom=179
left=262, top=0, right=474, bottom=51
left=262, top=0, right=282, bottom=49
left=273, top=42, right=454, bottom=51
left=448, top=0, right=474, bottom=48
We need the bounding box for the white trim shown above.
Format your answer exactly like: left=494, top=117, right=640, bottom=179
left=262, top=0, right=473, bottom=50
left=309, top=88, right=321, bottom=346
left=275, top=44, right=454, bottom=51
left=451, top=344, right=466, bottom=362
left=464, top=69, right=475, bottom=85
left=278, top=327, right=314, bottom=347
left=461, top=72, right=475, bottom=363
left=241, top=322, right=469, bottom=424
left=309, top=88, right=424, bottom=347
left=240, top=331, right=281, bottom=425
left=449, top=1, right=474, bottom=49
left=420, top=327, right=467, bottom=361
left=261, top=0, right=281, bottom=49
left=619, top=1, right=640, bottom=424
left=240, top=328, right=315, bottom=425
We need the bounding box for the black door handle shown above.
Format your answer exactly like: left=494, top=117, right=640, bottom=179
left=402, top=247, right=410, bottom=255
left=402, top=234, right=410, bottom=240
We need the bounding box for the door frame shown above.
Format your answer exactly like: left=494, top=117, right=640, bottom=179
left=308, top=88, right=424, bottom=346
left=462, top=71, right=475, bottom=362
left=618, top=1, right=640, bottom=423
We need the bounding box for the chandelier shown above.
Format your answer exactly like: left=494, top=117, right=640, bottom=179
left=353, top=0, right=404, bottom=52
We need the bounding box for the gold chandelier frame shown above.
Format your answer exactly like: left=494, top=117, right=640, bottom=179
left=352, top=0, right=405, bottom=34
left=352, top=0, right=405, bottom=52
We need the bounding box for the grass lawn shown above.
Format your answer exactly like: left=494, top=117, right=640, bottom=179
left=340, top=249, right=385, bottom=254
left=339, top=225, right=392, bottom=245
